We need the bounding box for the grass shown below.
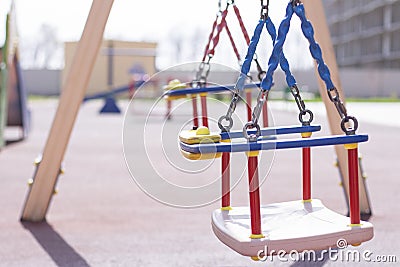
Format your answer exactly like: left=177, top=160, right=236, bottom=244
left=303, top=97, right=400, bottom=103
left=28, top=95, right=59, bottom=101
left=27, top=94, right=400, bottom=103
left=344, top=97, right=399, bottom=103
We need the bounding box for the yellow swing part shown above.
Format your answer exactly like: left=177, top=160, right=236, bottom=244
left=179, top=126, right=222, bottom=160
left=163, top=79, right=187, bottom=100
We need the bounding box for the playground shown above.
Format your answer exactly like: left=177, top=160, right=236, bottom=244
left=1, top=0, right=400, bottom=266
left=1, top=99, right=399, bottom=266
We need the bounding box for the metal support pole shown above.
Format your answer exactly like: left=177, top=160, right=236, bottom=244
left=347, top=145, right=360, bottom=225
left=191, top=95, right=199, bottom=129
left=200, top=93, right=208, bottom=127
left=221, top=151, right=231, bottom=209
left=247, top=152, right=263, bottom=238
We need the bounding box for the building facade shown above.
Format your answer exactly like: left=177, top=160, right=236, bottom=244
left=323, top=0, right=400, bottom=68
left=63, top=40, right=157, bottom=94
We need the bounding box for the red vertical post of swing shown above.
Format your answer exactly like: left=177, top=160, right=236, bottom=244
left=191, top=95, right=199, bottom=128
left=128, top=79, right=135, bottom=99
left=200, top=94, right=208, bottom=127
left=248, top=155, right=262, bottom=235
left=302, top=147, right=311, bottom=200
left=348, top=146, right=360, bottom=225
left=245, top=90, right=252, bottom=122
left=262, top=100, right=268, bottom=127
left=221, top=152, right=230, bottom=208
left=166, top=99, right=172, bottom=120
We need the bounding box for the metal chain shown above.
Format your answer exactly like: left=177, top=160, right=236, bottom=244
left=242, top=16, right=276, bottom=141
left=273, top=19, right=313, bottom=126
left=193, top=56, right=212, bottom=88
left=242, top=90, right=268, bottom=141
left=291, top=85, right=314, bottom=125
left=218, top=0, right=272, bottom=133
left=224, top=23, right=242, bottom=63
left=293, top=3, right=358, bottom=134
left=260, top=0, right=269, bottom=20
left=260, top=2, right=294, bottom=92
left=218, top=19, right=265, bottom=132
left=328, top=88, right=358, bottom=135
left=244, top=4, right=307, bottom=140
left=291, top=0, right=302, bottom=7
left=194, top=1, right=232, bottom=88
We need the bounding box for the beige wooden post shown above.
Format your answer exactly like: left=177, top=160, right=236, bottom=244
left=302, top=0, right=371, bottom=216
left=21, top=0, right=114, bottom=222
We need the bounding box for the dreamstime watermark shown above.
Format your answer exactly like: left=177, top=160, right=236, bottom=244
left=256, top=238, right=398, bottom=263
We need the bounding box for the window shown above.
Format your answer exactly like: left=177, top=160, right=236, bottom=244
left=392, top=1, right=400, bottom=23
left=390, top=30, right=400, bottom=52
left=361, top=8, right=383, bottom=31
left=361, top=35, right=382, bottom=55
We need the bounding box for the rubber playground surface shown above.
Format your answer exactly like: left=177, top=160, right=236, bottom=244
left=0, top=98, right=399, bottom=266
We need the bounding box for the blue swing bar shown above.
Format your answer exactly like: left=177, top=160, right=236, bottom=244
left=163, top=82, right=261, bottom=97
left=180, top=134, right=368, bottom=154
left=219, top=124, right=321, bottom=140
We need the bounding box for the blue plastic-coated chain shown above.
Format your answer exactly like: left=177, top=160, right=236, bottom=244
left=293, top=4, right=334, bottom=90
left=261, top=3, right=294, bottom=91
left=266, top=16, right=297, bottom=88
left=279, top=54, right=297, bottom=87
left=235, top=19, right=264, bottom=91
left=265, top=17, right=276, bottom=43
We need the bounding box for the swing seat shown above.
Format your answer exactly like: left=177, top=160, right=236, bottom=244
left=212, top=199, right=374, bottom=258
left=163, top=79, right=188, bottom=100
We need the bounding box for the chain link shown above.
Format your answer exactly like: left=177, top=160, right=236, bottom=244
left=243, top=122, right=261, bottom=142
left=242, top=90, right=268, bottom=141
left=218, top=0, right=222, bottom=15
left=327, top=87, right=358, bottom=134
left=260, top=0, right=269, bottom=20
left=290, top=85, right=314, bottom=125
left=291, top=0, right=301, bottom=7
left=193, top=56, right=212, bottom=88
left=252, top=90, right=268, bottom=125
left=218, top=91, right=240, bottom=132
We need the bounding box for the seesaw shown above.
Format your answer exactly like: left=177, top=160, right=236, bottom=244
left=82, top=81, right=146, bottom=113
left=163, top=81, right=261, bottom=99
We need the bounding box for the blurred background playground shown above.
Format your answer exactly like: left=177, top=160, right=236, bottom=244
left=1, top=0, right=400, bottom=266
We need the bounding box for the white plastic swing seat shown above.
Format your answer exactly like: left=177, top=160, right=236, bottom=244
left=212, top=199, right=373, bottom=257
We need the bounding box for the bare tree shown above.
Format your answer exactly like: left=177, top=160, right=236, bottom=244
left=169, top=27, right=184, bottom=64
left=33, top=23, right=59, bottom=69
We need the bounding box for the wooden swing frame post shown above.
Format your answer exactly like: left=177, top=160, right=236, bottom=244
left=21, top=0, right=114, bottom=222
